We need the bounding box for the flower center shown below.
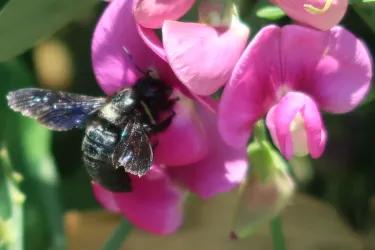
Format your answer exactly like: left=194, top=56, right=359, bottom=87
left=289, top=113, right=309, bottom=157
left=276, top=85, right=290, bottom=101
left=304, top=0, right=332, bottom=14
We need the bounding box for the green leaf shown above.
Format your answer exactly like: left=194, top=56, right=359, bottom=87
left=352, top=2, right=375, bottom=35
left=350, top=0, right=375, bottom=4
left=240, top=0, right=279, bottom=39
left=256, top=5, right=286, bottom=20
left=0, top=0, right=99, bottom=61
left=0, top=147, right=25, bottom=250
left=0, top=60, right=66, bottom=250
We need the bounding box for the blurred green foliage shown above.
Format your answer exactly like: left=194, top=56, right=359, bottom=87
left=0, top=0, right=374, bottom=249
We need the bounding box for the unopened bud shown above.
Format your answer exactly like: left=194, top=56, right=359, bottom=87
left=231, top=141, right=295, bottom=238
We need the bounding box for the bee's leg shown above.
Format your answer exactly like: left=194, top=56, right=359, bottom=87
left=143, top=123, right=152, bottom=133
left=152, top=141, right=159, bottom=151
left=160, top=96, right=180, bottom=111
left=150, top=111, right=176, bottom=134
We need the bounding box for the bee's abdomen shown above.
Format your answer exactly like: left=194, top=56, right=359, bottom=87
left=82, top=120, right=132, bottom=192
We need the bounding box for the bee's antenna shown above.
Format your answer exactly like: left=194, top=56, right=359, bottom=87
left=122, top=47, right=153, bottom=76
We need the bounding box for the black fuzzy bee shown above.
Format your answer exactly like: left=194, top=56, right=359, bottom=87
left=6, top=50, right=178, bottom=193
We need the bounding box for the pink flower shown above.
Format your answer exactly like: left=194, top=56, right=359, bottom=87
left=91, top=0, right=248, bottom=235
left=134, top=0, right=250, bottom=96
left=270, top=0, right=348, bottom=31
left=218, top=25, right=372, bottom=160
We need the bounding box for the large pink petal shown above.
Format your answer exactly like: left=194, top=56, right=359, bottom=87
left=92, top=0, right=187, bottom=95
left=92, top=166, right=185, bottom=235
left=266, top=92, right=326, bottom=160
left=134, top=0, right=195, bottom=29
left=153, top=96, right=209, bottom=166
left=279, top=25, right=372, bottom=113
left=218, top=25, right=282, bottom=149
left=270, top=0, right=348, bottom=31
left=168, top=101, right=249, bottom=199
left=163, top=20, right=250, bottom=96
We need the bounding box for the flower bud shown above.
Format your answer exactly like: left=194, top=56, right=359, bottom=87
left=231, top=141, right=295, bottom=238
left=198, top=0, right=238, bottom=27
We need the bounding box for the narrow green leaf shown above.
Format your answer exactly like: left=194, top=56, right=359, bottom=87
left=0, top=146, right=25, bottom=250
left=0, top=0, right=99, bottom=61
left=0, top=59, right=66, bottom=250
left=18, top=122, right=66, bottom=250
left=256, top=5, right=286, bottom=20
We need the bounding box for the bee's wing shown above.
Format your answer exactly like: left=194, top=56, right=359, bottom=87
left=7, top=88, right=106, bottom=131
left=112, top=116, right=153, bottom=176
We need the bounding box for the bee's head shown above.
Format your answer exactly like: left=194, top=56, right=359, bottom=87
left=133, top=76, right=172, bottom=101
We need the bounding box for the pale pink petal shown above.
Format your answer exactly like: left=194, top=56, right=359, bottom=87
left=92, top=166, right=185, bottom=235
left=302, top=95, right=327, bottom=158
left=153, top=96, right=209, bottom=166
left=218, top=25, right=282, bottom=149
left=134, top=0, right=195, bottom=29
left=163, top=20, right=250, bottom=96
left=266, top=92, right=326, bottom=160
left=270, top=0, right=348, bottom=31
left=280, top=25, right=372, bottom=114
left=168, top=100, right=248, bottom=199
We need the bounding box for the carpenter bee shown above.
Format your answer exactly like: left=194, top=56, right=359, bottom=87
left=6, top=49, right=178, bottom=192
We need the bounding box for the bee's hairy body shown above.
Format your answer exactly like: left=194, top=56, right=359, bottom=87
left=82, top=119, right=131, bottom=192
left=6, top=76, right=178, bottom=193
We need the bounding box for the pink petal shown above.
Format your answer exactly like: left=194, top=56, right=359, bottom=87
left=134, top=0, right=195, bottom=29
left=270, top=0, right=348, bottom=31
left=218, top=25, right=282, bottom=149
left=92, top=0, right=187, bottom=96
left=281, top=25, right=372, bottom=113
left=137, top=25, right=167, bottom=60
left=163, top=20, right=250, bottom=96
left=265, top=92, right=327, bottom=160
left=168, top=100, right=249, bottom=199
left=153, top=95, right=209, bottom=166
left=92, top=166, right=185, bottom=235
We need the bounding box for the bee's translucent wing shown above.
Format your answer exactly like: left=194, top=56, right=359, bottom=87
left=7, top=88, right=106, bottom=130
left=112, top=115, right=153, bottom=176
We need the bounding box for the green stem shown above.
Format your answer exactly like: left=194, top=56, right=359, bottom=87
left=102, top=218, right=132, bottom=250
left=253, top=119, right=267, bottom=142
left=270, top=216, right=286, bottom=250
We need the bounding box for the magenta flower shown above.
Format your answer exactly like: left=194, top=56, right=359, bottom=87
left=270, top=0, right=348, bottom=31
left=219, top=25, right=372, bottom=160
left=91, top=0, right=248, bottom=235
left=134, top=0, right=250, bottom=96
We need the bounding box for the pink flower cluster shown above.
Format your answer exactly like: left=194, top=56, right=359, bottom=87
left=91, top=0, right=373, bottom=235
left=91, top=0, right=248, bottom=235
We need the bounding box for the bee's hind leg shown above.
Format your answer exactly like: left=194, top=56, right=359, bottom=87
left=150, top=111, right=176, bottom=134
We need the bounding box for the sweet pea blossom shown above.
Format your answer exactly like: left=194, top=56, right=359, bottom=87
left=270, top=0, right=348, bottom=31
left=91, top=0, right=248, bottom=235
left=134, top=0, right=250, bottom=96
left=219, top=25, right=372, bottom=160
